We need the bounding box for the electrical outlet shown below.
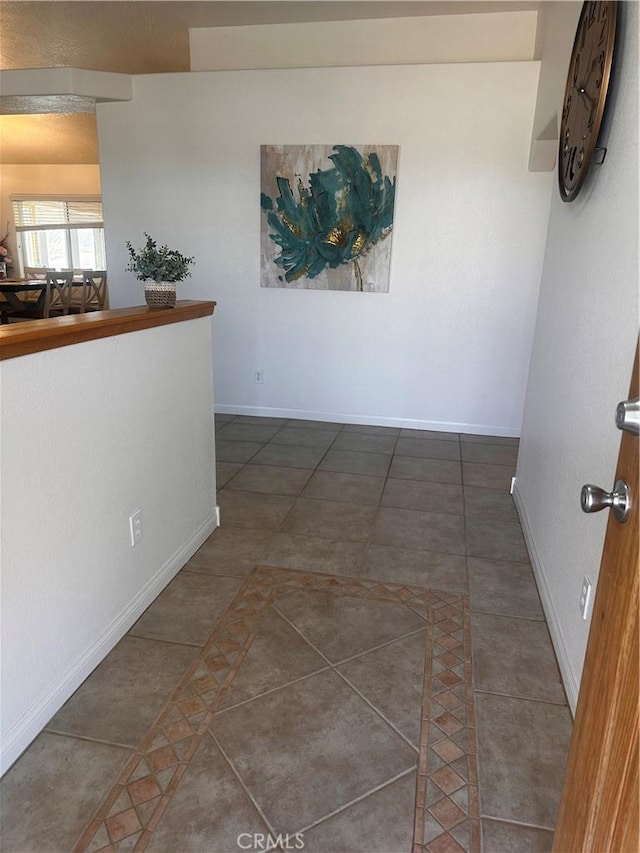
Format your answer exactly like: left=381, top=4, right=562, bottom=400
left=129, top=509, right=143, bottom=547
left=254, top=368, right=264, bottom=384
left=579, top=576, right=593, bottom=620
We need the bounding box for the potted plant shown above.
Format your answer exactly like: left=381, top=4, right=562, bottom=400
left=126, top=233, right=195, bottom=308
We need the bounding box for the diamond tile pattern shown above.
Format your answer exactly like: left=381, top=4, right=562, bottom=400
left=73, top=573, right=276, bottom=851
left=72, top=567, right=478, bottom=851
left=412, top=592, right=481, bottom=853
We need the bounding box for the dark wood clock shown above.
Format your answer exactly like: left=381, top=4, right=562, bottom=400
left=558, top=1, right=618, bottom=202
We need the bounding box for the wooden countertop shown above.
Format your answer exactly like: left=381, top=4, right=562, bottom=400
left=0, top=301, right=216, bottom=361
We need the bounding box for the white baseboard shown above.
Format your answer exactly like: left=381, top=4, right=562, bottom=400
left=512, top=482, right=579, bottom=714
left=214, top=405, right=520, bottom=438
left=0, top=512, right=218, bottom=777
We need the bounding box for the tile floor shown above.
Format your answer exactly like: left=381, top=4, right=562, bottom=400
left=0, top=415, right=572, bottom=853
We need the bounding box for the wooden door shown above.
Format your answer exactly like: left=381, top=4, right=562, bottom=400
left=553, top=345, right=639, bottom=852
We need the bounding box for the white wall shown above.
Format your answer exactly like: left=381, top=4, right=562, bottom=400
left=98, top=62, right=552, bottom=434
left=515, top=2, right=639, bottom=711
left=0, top=164, right=101, bottom=269
left=0, top=317, right=217, bottom=773
left=190, top=12, right=537, bottom=71
left=528, top=1, right=581, bottom=171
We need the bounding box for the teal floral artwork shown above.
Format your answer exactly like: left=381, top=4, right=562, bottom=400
left=260, top=145, right=398, bottom=292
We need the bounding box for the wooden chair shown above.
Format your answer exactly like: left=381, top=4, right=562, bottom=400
left=0, top=270, right=61, bottom=322
left=24, top=266, right=54, bottom=280
left=44, top=271, right=75, bottom=317
left=81, top=270, right=108, bottom=311
left=11, top=267, right=54, bottom=310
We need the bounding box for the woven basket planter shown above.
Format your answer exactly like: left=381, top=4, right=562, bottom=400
left=144, top=281, right=177, bottom=309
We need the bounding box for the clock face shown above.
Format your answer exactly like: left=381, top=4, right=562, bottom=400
left=558, top=1, right=618, bottom=202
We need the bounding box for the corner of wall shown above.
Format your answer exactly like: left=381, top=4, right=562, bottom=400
left=512, top=480, right=579, bottom=713
left=528, top=1, right=582, bottom=172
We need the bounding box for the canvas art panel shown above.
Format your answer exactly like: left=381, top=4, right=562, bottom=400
left=260, top=144, right=398, bottom=292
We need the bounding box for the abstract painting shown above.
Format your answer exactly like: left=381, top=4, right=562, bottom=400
left=260, top=144, right=398, bottom=292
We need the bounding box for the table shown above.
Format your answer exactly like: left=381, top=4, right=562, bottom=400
left=0, top=280, right=48, bottom=322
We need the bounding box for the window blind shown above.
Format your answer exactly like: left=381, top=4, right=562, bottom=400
left=12, top=198, right=104, bottom=231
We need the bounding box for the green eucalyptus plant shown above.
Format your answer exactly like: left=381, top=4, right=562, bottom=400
left=126, top=233, right=195, bottom=283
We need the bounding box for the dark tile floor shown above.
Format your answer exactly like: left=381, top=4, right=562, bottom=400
left=0, top=415, right=572, bottom=853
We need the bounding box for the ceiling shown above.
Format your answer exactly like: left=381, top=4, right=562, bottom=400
left=0, top=1, right=540, bottom=165
left=0, top=2, right=540, bottom=73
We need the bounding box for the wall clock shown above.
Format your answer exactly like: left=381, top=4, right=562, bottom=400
left=558, top=1, right=618, bottom=202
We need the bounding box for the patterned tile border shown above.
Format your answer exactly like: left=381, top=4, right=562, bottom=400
left=414, top=598, right=480, bottom=853
left=73, top=567, right=479, bottom=853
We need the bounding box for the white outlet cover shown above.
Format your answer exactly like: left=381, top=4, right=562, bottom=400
left=579, top=576, right=593, bottom=620
left=129, top=509, right=143, bottom=547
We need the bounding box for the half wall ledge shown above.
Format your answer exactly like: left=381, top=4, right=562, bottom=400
left=0, top=301, right=217, bottom=361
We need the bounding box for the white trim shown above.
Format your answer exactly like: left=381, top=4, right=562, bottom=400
left=0, top=512, right=218, bottom=777
left=214, top=405, right=520, bottom=438
left=512, top=481, right=579, bottom=714
left=13, top=223, right=104, bottom=233
left=10, top=194, right=102, bottom=203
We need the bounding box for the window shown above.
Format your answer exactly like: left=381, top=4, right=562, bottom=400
left=12, top=197, right=106, bottom=272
